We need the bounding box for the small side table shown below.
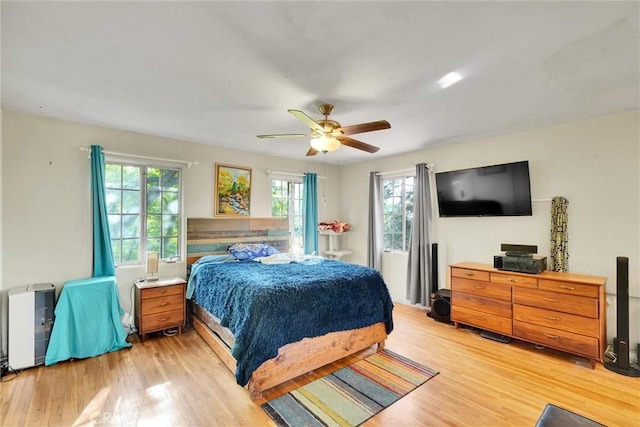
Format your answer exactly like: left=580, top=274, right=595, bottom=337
left=320, top=231, right=352, bottom=260
left=134, top=277, right=186, bottom=341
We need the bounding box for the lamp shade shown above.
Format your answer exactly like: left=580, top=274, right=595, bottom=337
left=146, top=252, right=159, bottom=275
left=310, top=135, right=340, bottom=153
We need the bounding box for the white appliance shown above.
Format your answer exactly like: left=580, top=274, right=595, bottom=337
left=8, top=283, right=55, bottom=370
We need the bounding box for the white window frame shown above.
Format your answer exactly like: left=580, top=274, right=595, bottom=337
left=105, top=161, right=184, bottom=266
left=382, top=175, right=414, bottom=252
left=271, top=178, right=304, bottom=254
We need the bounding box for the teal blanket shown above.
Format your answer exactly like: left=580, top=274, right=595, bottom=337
left=188, top=258, right=394, bottom=386
left=45, top=276, right=131, bottom=366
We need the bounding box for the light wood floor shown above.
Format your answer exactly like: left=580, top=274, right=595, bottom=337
left=1, top=303, right=639, bottom=426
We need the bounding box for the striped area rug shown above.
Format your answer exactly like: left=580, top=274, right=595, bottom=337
left=261, top=349, right=439, bottom=426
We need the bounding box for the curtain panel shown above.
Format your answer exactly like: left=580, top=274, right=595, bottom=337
left=367, top=171, right=383, bottom=270
left=302, top=173, right=319, bottom=255
left=91, top=145, right=116, bottom=277
left=406, top=163, right=434, bottom=306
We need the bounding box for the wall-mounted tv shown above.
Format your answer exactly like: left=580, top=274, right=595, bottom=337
left=435, top=160, right=532, bottom=217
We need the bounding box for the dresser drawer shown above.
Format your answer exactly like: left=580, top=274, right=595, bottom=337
left=140, top=294, right=184, bottom=316
left=513, top=304, right=599, bottom=337
left=142, top=309, right=184, bottom=332
left=513, top=287, right=597, bottom=318
left=538, top=279, right=599, bottom=298
left=452, top=306, right=512, bottom=336
left=140, top=284, right=185, bottom=299
left=451, top=267, right=490, bottom=282
left=513, top=320, right=599, bottom=359
left=491, top=272, right=537, bottom=289
left=452, top=293, right=512, bottom=318
left=452, top=277, right=512, bottom=302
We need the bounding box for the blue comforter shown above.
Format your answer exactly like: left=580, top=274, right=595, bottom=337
left=187, top=257, right=394, bottom=386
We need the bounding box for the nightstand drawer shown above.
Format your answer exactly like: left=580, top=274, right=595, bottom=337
left=143, top=309, right=184, bottom=331
left=141, top=284, right=184, bottom=299
left=140, top=294, right=184, bottom=316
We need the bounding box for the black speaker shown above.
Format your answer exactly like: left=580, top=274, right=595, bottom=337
left=605, top=257, right=640, bottom=376
left=431, top=243, right=439, bottom=294
left=427, top=289, right=451, bottom=323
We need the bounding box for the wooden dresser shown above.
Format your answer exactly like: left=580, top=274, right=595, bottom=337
left=135, top=277, right=187, bottom=341
left=450, top=262, right=607, bottom=368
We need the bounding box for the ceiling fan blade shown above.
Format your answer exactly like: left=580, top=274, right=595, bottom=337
left=338, top=136, right=380, bottom=153
left=288, top=109, right=323, bottom=132
left=338, top=120, right=391, bottom=136
left=306, top=147, right=319, bottom=156
left=257, top=133, right=308, bottom=139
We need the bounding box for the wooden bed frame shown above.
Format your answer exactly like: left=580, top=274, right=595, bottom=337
left=186, top=217, right=388, bottom=399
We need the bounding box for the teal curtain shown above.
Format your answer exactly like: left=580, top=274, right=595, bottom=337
left=302, top=173, right=318, bottom=255
left=91, top=145, right=116, bottom=277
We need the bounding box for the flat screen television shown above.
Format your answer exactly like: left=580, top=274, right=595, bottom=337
left=435, top=160, right=532, bottom=217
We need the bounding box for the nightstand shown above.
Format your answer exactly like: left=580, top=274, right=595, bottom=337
left=134, top=277, right=186, bottom=341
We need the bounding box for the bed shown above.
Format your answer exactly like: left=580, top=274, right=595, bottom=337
left=186, top=217, right=394, bottom=399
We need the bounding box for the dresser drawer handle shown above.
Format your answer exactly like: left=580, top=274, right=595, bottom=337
left=543, top=298, right=559, bottom=302
left=509, top=278, right=519, bottom=283
left=464, top=272, right=475, bottom=277
left=559, top=285, right=575, bottom=290
left=543, top=332, right=561, bottom=340
left=473, top=285, right=485, bottom=289
left=545, top=316, right=560, bottom=321
left=472, top=315, right=486, bottom=320
left=474, top=299, right=486, bottom=305
left=161, top=289, right=168, bottom=294
left=160, top=317, right=168, bottom=322
left=158, top=302, right=169, bottom=307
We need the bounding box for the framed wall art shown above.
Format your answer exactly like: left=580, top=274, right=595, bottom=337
left=215, top=163, right=252, bottom=217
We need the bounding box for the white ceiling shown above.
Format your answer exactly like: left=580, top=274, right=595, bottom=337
left=2, top=1, right=639, bottom=165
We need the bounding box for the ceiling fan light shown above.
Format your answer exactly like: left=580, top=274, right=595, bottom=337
left=310, top=135, right=340, bottom=153
left=438, top=71, right=463, bottom=89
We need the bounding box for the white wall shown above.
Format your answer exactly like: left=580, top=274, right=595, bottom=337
left=0, top=110, right=341, bottom=354
left=339, top=110, right=640, bottom=358
left=2, top=109, right=638, bottom=362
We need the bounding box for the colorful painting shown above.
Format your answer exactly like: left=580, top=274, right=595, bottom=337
left=215, top=164, right=252, bottom=216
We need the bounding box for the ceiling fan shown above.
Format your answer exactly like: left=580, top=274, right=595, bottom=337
left=257, top=104, right=391, bottom=156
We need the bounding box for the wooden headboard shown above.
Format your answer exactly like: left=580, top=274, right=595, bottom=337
left=186, top=217, right=289, bottom=265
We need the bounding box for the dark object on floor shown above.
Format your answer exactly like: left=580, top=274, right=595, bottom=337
left=480, top=330, right=511, bottom=343
left=427, top=289, right=451, bottom=323
left=535, top=403, right=605, bottom=427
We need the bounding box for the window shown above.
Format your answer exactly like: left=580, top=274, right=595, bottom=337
left=383, top=176, right=414, bottom=251
left=105, top=163, right=181, bottom=265
left=271, top=179, right=304, bottom=253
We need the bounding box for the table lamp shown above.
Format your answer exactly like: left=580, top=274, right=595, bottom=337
left=146, top=252, right=159, bottom=281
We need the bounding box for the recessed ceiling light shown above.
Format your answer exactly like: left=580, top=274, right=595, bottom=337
left=438, top=72, right=463, bottom=89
